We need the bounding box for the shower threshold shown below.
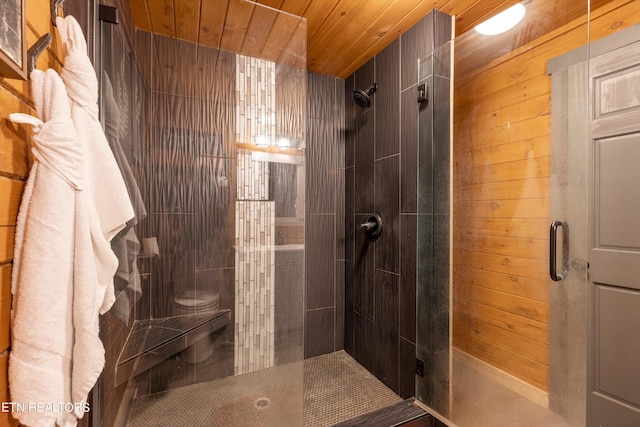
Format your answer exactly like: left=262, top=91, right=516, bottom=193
left=334, top=398, right=430, bottom=427
left=115, top=310, right=230, bottom=386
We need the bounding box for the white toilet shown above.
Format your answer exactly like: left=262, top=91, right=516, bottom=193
left=174, top=291, right=220, bottom=364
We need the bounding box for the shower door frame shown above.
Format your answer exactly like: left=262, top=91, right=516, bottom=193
left=446, top=1, right=596, bottom=425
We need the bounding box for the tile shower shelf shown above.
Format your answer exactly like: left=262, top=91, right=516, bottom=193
left=233, top=244, right=304, bottom=252
left=115, top=310, right=230, bottom=386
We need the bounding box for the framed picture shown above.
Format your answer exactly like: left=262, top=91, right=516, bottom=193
left=0, top=0, right=27, bottom=80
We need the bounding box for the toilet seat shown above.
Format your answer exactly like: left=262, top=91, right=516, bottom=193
left=173, top=291, right=221, bottom=364
left=175, top=291, right=220, bottom=312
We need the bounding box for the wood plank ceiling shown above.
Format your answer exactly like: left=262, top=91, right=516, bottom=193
left=128, top=0, right=609, bottom=78
left=128, top=0, right=525, bottom=78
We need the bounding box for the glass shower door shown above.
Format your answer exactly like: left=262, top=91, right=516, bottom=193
left=432, top=0, right=594, bottom=425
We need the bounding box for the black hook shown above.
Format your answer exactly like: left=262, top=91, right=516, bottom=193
left=26, top=0, right=62, bottom=78
left=51, top=0, right=65, bottom=27
left=27, top=34, right=53, bottom=77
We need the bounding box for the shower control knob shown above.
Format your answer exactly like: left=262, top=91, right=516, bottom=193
left=360, top=221, right=376, bottom=231
left=360, top=214, right=382, bottom=238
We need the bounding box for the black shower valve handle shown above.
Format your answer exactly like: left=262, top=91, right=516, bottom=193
left=360, top=214, right=382, bottom=238
left=360, top=221, right=377, bottom=231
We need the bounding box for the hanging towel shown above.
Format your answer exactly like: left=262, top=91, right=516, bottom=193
left=54, top=15, right=135, bottom=417
left=9, top=69, right=84, bottom=427
left=56, top=15, right=135, bottom=314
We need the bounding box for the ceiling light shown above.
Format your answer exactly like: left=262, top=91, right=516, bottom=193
left=474, top=3, right=526, bottom=36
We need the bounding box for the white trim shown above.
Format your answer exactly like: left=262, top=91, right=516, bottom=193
left=453, top=348, right=549, bottom=408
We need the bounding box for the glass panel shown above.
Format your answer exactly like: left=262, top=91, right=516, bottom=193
left=97, top=3, right=306, bottom=425
left=449, top=1, right=591, bottom=425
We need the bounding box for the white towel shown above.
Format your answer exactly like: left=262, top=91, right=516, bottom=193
left=56, top=15, right=135, bottom=314
left=55, top=15, right=135, bottom=416
left=9, top=70, right=125, bottom=426
left=9, top=69, right=83, bottom=427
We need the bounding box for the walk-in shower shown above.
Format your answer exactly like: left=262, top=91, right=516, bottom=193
left=69, top=0, right=640, bottom=425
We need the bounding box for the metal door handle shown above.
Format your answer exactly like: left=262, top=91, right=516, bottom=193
left=550, top=220, right=568, bottom=281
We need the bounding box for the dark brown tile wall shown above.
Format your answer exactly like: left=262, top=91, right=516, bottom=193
left=353, top=213, right=375, bottom=320
left=400, top=15, right=434, bottom=91
left=400, top=89, right=419, bottom=214
left=375, top=39, right=400, bottom=160
left=344, top=10, right=452, bottom=400
left=375, top=155, right=400, bottom=274
left=275, top=251, right=304, bottom=365
left=415, top=37, right=453, bottom=415
left=306, top=213, right=335, bottom=310
left=132, top=33, right=238, bottom=396
left=373, top=270, right=400, bottom=390
left=304, top=72, right=346, bottom=358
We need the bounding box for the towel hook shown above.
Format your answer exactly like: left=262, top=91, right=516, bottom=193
left=27, top=34, right=53, bottom=78
left=51, top=0, right=65, bottom=27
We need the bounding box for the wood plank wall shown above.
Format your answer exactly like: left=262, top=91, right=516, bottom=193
left=0, top=1, right=65, bottom=425
left=453, top=0, right=640, bottom=391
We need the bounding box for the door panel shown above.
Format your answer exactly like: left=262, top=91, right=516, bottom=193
left=594, top=285, right=640, bottom=406
left=589, top=37, right=640, bottom=426
left=594, top=133, right=640, bottom=250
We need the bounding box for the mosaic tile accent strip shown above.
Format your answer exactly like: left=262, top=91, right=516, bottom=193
left=236, top=148, right=269, bottom=201
left=235, top=200, right=275, bottom=374
left=236, top=55, right=276, bottom=146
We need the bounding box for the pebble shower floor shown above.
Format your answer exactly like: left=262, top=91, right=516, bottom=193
left=126, top=350, right=402, bottom=427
